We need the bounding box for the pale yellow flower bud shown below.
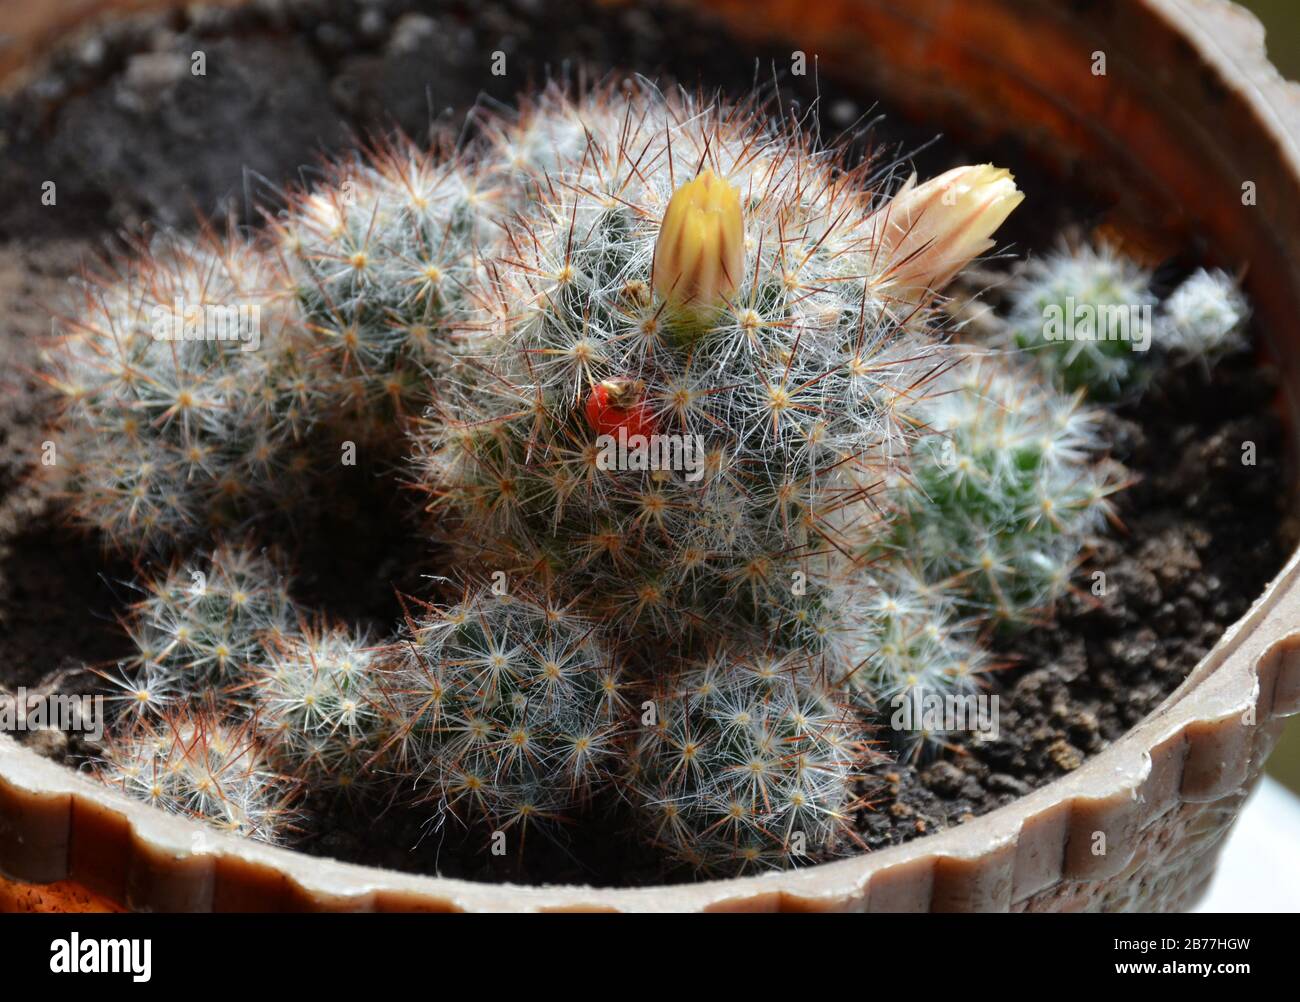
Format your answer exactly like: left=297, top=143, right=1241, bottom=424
left=652, top=170, right=745, bottom=310
left=874, top=164, right=1024, bottom=304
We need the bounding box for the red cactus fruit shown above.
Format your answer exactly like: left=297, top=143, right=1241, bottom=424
left=584, top=378, right=657, bottom=439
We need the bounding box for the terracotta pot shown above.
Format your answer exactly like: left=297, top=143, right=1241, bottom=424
left=1, top=0, right=1298, bottom=912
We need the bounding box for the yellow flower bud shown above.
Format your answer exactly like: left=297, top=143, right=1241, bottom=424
left=874, top=164, right=1024, bottom=304
left=652, top=170, right=745, bottom=310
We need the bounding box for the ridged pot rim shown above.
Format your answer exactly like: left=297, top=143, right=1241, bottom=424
left=2, top=0, right=1300, bottom=911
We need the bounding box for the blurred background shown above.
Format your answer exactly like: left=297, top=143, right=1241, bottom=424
left=1244, top=1, right=1300, bottom=80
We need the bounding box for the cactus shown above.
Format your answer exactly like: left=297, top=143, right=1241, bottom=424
left=47, top=138, right=504, bottom=553
left=1007, top=241, right=1156, bottom=399
left=51, top=83, right=1181, bottom=880
left=382, top=587, right=627, bottom=841
left=270, top=136, right=503, bottom=433
left=110, top=546, right=394, bottom=795
left=414, top=85, right=1023, bottom=657
left=255, top=623, right=390, bottom=794
left=121, top=542, right=291, bottom=694
left=1008, top=244, right=1251, bottom=398
left=625, top=649, right=868, bottom=873
left=842, top=566, right=993, bottom=759
left=887, top=353, right=1120, bottom=624
left=841, top=567, right=985, bottom=691
left=46, top=228, right=315, bottom=551
left=95, top=706, right=297, bottom=843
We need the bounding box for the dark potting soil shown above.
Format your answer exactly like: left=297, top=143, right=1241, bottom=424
left=0, top=0, right=1293, bottom=887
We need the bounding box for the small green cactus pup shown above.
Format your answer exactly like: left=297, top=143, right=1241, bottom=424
left=122, top=542, right=291, bottom=694
left=888, top=354, right=1120, bottom=624
left=1008, top=241, right=1156, bottom=399
left=255, top=623, right=390, bottom=793
left=384, top=587, right=627, bottom=840
left=272, top=137, right=503, bottom=431
left=1157, top=267, right=1250, bottom=363
left=47, top=230, right=313, bottom=551
left=96, top=707, right=297, bottom=843
left=626, top=649, right=868, bottom=873
left=415, top=85, right=1022, bottom=649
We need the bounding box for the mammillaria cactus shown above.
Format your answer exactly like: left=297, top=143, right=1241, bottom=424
left=382, top=587, right=626, bottom=840
left=120, top=542, right=291, bottom=694
left=1008, top=241, right=1156, bottom=399
left=255, top=623, right=389, bottom=794
left=53, top=81, right=1193, bottom=878
left=270, top=137, right=503, bottom=432
left=95, top=706, right=297, bottom=844
left=415, top=85, right=1023, bottom=657
left=888, top=353, right=1121, bottom=624
left=46, top=229, right=313, bottom=551
left=626, top=650, right=868, bottom=873
left=1157, top=267, right=1250, bottom=363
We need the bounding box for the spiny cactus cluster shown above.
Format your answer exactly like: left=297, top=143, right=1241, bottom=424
left=93, top=545, right=298, bottom=833
left=96, top=543, right=382, bottom=813
left=52, top=83, right=1251, bottom=876
left=414, top=85, right=1018, bottom=657
left=45, top=146, right=506, bottom=553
